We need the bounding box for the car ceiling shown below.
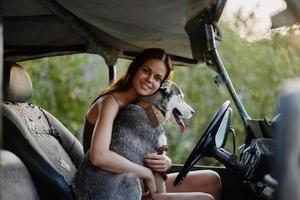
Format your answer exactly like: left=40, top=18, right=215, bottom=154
left=3, top=0, right=221, bottom=66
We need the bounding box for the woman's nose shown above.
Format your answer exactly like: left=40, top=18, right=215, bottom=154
left=146, top=74, right=153, bottom=83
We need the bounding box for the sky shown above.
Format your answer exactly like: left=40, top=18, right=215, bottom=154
left=222, top=0, right=286, bottom=41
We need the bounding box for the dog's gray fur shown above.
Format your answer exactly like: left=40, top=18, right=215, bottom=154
left=72, top=81, right=193, bottom=200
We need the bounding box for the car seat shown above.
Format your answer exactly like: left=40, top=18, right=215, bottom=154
left=2, top=62, right=84, bottom=200
left=0, top=150, right=40, bottom=200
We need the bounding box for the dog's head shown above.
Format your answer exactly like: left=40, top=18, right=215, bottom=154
left=142, top=81, right=194, bottom=133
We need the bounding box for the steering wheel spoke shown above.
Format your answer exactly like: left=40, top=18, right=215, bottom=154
left=173, top=101, right=231, bottom=187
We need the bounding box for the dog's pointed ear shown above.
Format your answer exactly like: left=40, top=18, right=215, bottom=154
left=160, top=81, right=172, bottom=94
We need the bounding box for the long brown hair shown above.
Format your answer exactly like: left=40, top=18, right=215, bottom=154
left=92, top=48, right=173, bottom=104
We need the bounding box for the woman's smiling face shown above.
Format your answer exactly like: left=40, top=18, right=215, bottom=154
left=131, top=58, right=167, bottom=96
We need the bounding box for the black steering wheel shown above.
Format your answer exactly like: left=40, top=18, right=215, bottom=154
left=173, top=100, right=230, bottom=186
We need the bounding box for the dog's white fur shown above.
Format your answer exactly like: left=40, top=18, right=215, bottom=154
left=73, top=81, right=194, bottom=200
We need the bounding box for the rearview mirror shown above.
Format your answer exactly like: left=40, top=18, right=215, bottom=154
left=215, top=108, right=232, bottom=148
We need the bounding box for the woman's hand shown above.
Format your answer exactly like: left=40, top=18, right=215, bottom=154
left=144, top=153, right=172, bottom=172
left=143, top=168, right=157, bottom=195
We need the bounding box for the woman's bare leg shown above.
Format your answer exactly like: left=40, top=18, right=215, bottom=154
left=165, top=170, right=222, bottom=200
left=152, top=192, right=214, bottom=200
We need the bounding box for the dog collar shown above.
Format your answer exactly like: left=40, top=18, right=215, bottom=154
left=135, top=100, right=166, bottom=128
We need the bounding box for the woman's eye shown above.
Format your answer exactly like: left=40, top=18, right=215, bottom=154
left=154, top=76, right=162, bottom=82
left=142, top=68, right=149, bottom=74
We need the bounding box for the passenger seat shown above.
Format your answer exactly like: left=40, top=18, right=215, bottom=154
left=2, top=62, right=84, bottom=200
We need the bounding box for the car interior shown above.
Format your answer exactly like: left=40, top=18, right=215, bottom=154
left=2, top=0, right=232, bottom=199
left=2, top=62, right=83, bottom=200
left=0, top=150, right=39, bottom=200
left=4, top=0, right=299, bottom=199
left=0, top=59, right=248, bottom=200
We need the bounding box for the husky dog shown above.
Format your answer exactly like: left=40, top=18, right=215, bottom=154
left=73, top=81, right=194, bottom=200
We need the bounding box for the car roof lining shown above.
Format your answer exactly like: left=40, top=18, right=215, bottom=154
left=3, top=0, right=222, bottom=66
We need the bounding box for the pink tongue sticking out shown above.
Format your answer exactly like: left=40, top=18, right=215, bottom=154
left=179, top=118, right=185, bottom=134
left=173, top=109, right=186, bottom=134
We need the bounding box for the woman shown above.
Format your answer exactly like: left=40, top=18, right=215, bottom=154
left=73, top=48, right=221, bottom=200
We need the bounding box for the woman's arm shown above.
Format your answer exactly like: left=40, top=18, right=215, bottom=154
left=89, top=95, right=156, bottom=192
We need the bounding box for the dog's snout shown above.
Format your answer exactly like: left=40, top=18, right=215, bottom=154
left=189, top=106, right=195, bottom=115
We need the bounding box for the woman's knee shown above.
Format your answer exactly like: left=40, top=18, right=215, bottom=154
left=190, top=170, right=222, bottom=199
left=195, top=193, right=215, bottom=200
left=207, top=170, right=222, bottom=190
left=152, top=192, right=215, bottom=200
left=203, top=170, right=221, bottom=200
left=190, top=170, right=222, bottom=189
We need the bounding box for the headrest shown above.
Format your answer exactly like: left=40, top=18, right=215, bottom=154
left=3, top=62, right=33, bottom=102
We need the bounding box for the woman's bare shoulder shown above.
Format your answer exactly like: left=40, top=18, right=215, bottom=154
left=86, top=95, right=118, bottom=122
